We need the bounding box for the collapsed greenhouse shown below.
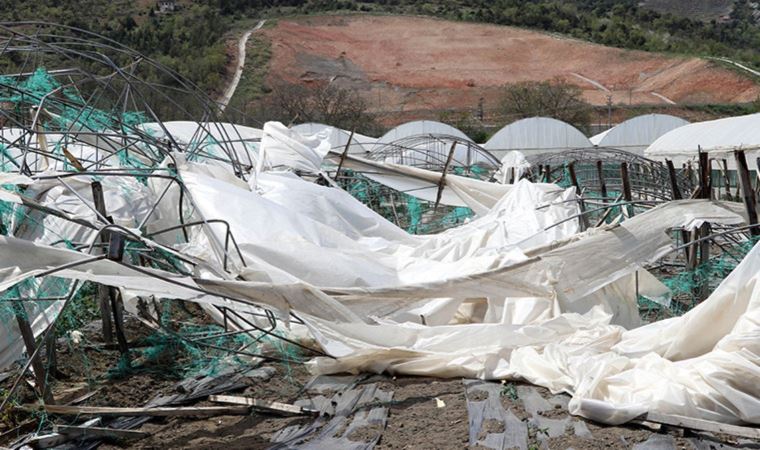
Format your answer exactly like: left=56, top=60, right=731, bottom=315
left=1, top=22, right=760, bottom=449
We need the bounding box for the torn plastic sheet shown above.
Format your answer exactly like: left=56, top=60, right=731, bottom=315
left=494, top=151, right=531, bottom=184
left=328, top=151, right=535, bottom=215
left=511, top=240, right=760, bottom=425
left=0, top=205, right=754, bottom=426
left=0, top=147, right=751, bottom=428
left=256, top=121, right=331, bottom=177
left=181, top=160, right=580, bottom=289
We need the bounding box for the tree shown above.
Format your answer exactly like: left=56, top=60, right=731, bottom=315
left=496, top=79, right=592, bottom=132
left=254, top=81, right=382, bottom=136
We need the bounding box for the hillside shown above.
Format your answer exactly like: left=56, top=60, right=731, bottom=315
left=639, top=0, right=734, bottom=21
left=4, top=0, right=760, bottom=125
left=257, top=15, right=760, bottom=125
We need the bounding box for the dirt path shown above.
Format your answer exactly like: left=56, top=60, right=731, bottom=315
left=219, top=19, right=265, bottom=112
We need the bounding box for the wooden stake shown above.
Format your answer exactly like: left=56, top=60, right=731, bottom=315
left=735, top=150, right=759, bottom=237
left=698, top=222, right=711, bottom=300
left=334, top=129, right=355, bottom=181
left=665, top=159, right=682, bottom=200
left=53, top=425, right=148, bottom=442
left=698, top=149, right=711, bottom=200
left=13, top=302, right=53, bottom=404
left=644, top=412, right=760, bottom=440
left=90, top=181, right=113, bottom=343
left=720, top=159, right=731, bottom=200
left=596, top=161, right=608, bottom=203
left=106, top=233, right=129, bottom=355
left=209, top=395, right=318, bottom=416
left=22, top=404, right=251, bottom=417
left=434, top=141, right=457, bottom=211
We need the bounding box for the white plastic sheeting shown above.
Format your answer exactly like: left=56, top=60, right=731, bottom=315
left=495, top=151, right=531, bottom=183
left=0, top=128, right=137, bottom=172
left=590, top=114, right=689, bottom=155
left=0, top=174, right=155, bottom=369
left=645, top=113, right=760, bottom=169
left=0, top=188, right=752, bottom=427
left=2, top=120, right=758, bottom=428
left=256, top=122, right=331, bottom=175
left=484, top=117, right=592, bottom=160
left=184, top=159, right=580, bottom=288
left=513, top=239, right=760, bottom=425
left=139, top=121, right=262, bottom=169
left=291, top=122, right=376, bottom=154
left=331, top=151, right=552, bottom=215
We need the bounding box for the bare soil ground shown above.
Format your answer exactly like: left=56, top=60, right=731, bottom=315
left=2, top=311, right=758, bottom=449
left=261, top=15, right=760, bottom=122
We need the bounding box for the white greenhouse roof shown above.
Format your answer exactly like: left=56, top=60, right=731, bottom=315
left=590, top=114, right=689, bottom=155
left=483, top=117, right=592, bottom=159
left=645, top=113, right=760, bottom=168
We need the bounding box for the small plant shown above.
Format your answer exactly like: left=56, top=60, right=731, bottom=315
left=501, top=382, right=518, bottom=401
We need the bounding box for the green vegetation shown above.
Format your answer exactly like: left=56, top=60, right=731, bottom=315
left=496, top=79, right=593, bottom=133
left=2, top=0, right=760, bottom=124
left=254, top=81, right=384, bottom=135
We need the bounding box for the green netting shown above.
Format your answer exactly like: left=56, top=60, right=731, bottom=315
left=341, top=170, right=474, bottom=235
left=640, top=238, right=759, bottom=322
left=0, top=144, right=15, bottom=172
left=406, top=195, right=423, bottom=233
left=0, top=68, right=148, bottom=133
left=557, top=163, right=573, bottom=189
left=107, top=300, right=302, bottom=381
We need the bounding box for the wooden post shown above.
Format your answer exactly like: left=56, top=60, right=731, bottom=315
left=665, top=159, right=692, bottom=260
left=698, top=222, right=711, bottom=300
left=13, top=302, right=53, bottom=403
left=567, top=162, right=588, bottom=230
left=720, top=159, right=731, bottom=200
left=333, top=129, right=355, bottom=181
left=698, top=149, right=711, bottom=200
left=434, top=141, right=457, bottom=211
left=735, top=150, right=759, bottom=237
left=106, top=232, right=129, bottom=356
left=90, top=182, right=113, bottom=343
left=543, top=165, right=551, bottom=183
left=596, top=161, right=607, bottom=203
left=666, top=159, right=682, bottom=200
left=620, top=162, right=634, bottom=217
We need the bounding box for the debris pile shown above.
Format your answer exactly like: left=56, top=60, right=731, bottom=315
left=0, top=22, right=759, bottom=448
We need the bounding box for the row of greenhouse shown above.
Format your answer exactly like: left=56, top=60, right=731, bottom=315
left=292, top=113, right=760, bottom=170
